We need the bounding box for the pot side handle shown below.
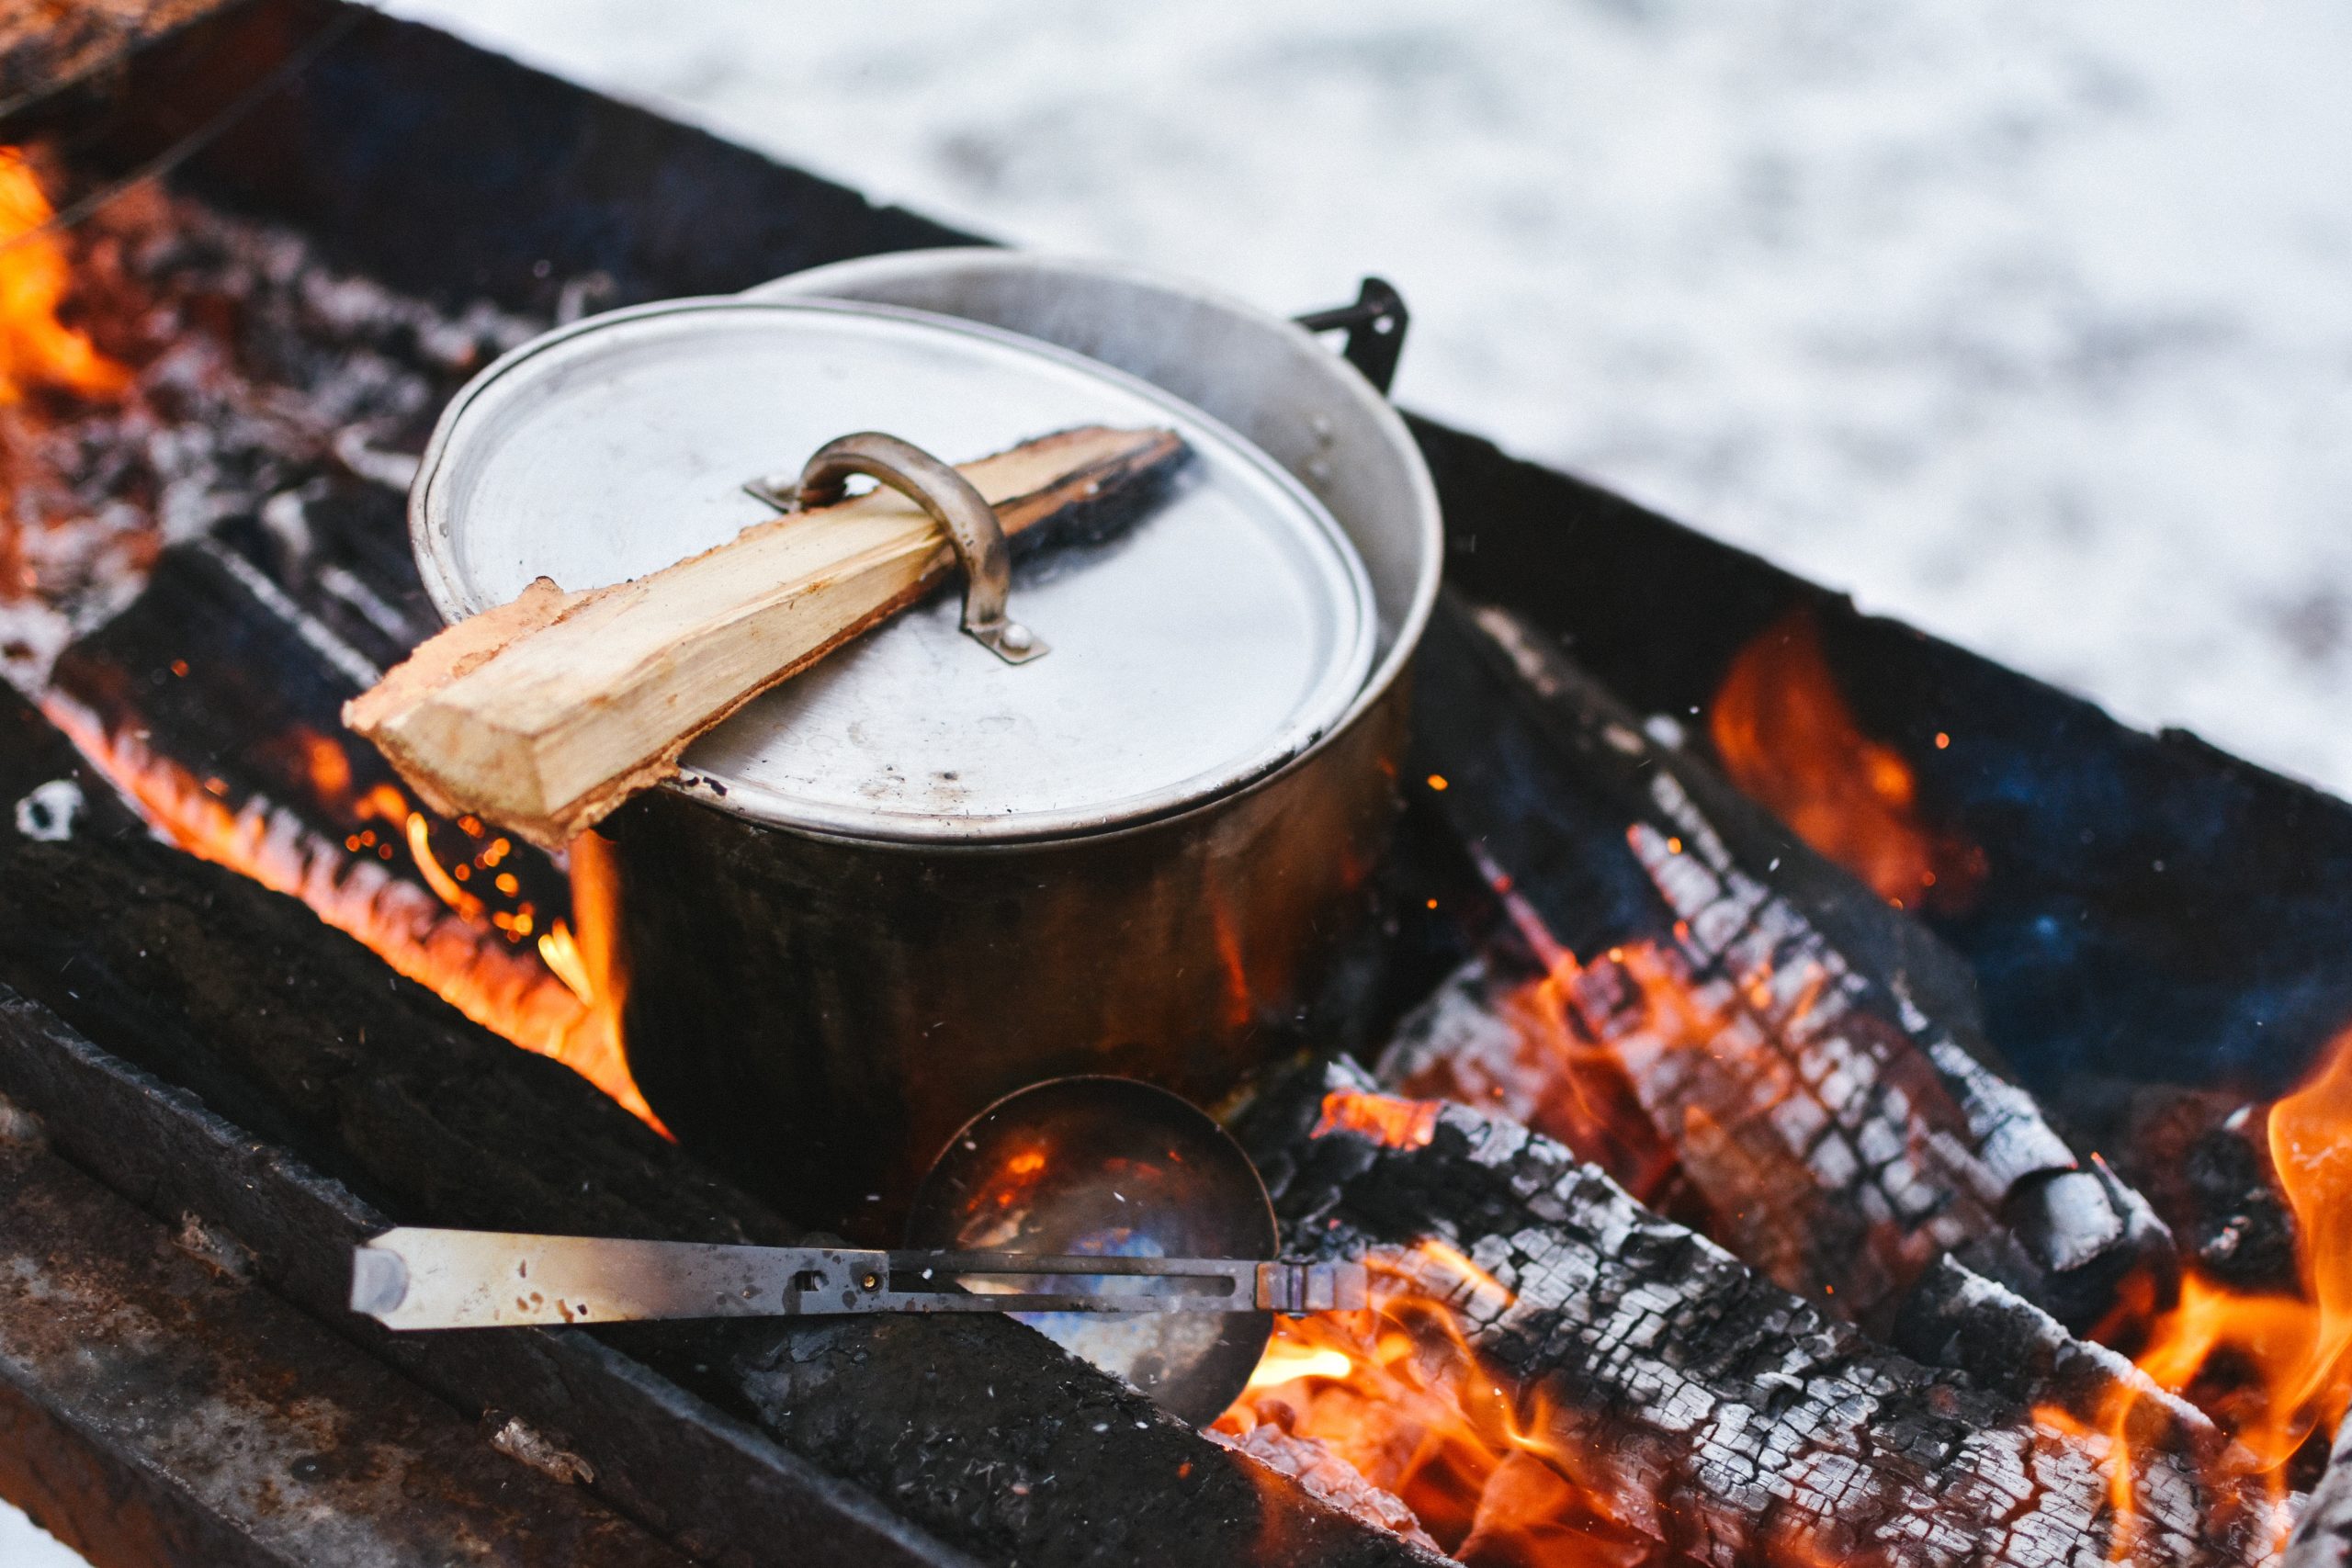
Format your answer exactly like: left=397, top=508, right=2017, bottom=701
left=1293, top=277, right=1409, bottom=397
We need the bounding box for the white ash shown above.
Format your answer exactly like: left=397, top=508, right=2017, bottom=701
left=1276, top=1059, right=2290, bottom=1567
left=1206, top=1425, right=1443, bottom=1558
left=0, top=184, right=542, bottom=694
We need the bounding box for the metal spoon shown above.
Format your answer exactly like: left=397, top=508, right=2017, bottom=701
left=904, top=1075, right=1299, bottom=1425
left=349, top=1077, right=1359, bottom=1424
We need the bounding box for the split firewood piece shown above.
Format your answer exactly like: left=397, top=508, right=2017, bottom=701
left=1386, top=592, right=2174, bottom=1333
left=345, top=425, right=1189, bottom=851
left=1247, top=1059, right=2285, bottom=1568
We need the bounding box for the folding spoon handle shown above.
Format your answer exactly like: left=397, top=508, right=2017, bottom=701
left=350, top=1227, right=1366, bottom=1330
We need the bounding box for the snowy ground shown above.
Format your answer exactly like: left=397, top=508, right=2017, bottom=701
left=7, top=4, right=2346, bottom=1561
left=389, top=0, right=2352, bottom=798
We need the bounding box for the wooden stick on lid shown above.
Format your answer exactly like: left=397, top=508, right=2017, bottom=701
left=345, top=424, right=1188, bottom=850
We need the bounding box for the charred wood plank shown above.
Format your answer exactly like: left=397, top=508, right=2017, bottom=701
left=38, top=536, right=614, bottom=1103
left=0, top=991, right=967, bottom=1568
left=0, top=1092, right=690, bottom=1568
left=0, top=684, right=1434, bottom=1568
left=49, top=530, right=571, bottom=923
left=1393, top=592, right=2170, bottom=1331
left=1250, top=1062, right=2283, bottom=1568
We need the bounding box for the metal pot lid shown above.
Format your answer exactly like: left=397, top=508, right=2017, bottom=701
left=413, top=297, right=1375, bottom=843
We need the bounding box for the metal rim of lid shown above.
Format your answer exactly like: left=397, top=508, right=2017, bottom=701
left=411, top=295, right=1378, bottom=846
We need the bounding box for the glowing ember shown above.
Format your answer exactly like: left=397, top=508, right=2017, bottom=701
left=1709, top=608, right=1984, bottom=912
left=1314, top=1088, right=1441, bottom=1150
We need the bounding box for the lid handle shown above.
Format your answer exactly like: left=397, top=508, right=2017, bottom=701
left=754, top=432, right=1047, bottom=665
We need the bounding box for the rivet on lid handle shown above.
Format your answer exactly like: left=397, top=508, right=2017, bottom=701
left=747, top=431, right=1047, bottom=666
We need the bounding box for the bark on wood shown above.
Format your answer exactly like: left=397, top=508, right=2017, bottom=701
left=0, top=1108, right=690, bottom=1568
left=0, top=685, right=1434, bottom=1568
left=1393, top=592, right=2171, bottom=1332
left=345, top=425, right=1188, bottom=849
left=1250, top=1059, right=2284, bottom=1568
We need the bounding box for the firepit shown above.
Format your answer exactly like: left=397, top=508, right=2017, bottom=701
left=3, top=5, right=2351, bottom=1567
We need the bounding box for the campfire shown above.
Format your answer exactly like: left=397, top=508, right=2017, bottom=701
left=0, top=144, right=652, bottom=1122
left=3, top=10, right=2350, bottom=1568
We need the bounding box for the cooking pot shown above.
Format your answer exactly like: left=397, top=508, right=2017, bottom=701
left=412, top=255, right=1441, bottom=1238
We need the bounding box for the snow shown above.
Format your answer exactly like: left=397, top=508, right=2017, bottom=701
left=6, top=5, right=2347, bottom=1560
left=375, top=0, right=2352, bottom=798
left=2, top=1503, right=76, bottom=1566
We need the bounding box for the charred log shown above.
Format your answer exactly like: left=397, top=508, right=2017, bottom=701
left=2287, top=1418, right=2352, bottom=1568
left=1892, top=1256, right=2238, bottom=1480
left=0, top=685, right=1436, bottom=1568
left=50, top=529, right=570, bottom=914
left=0, top=1095, right=690, bottom=1568
left=0, top=0, right=243, bottom=116
left=2098, top=1085, right=2301, bottom=1296
left=1248, top=1061, right=2282, bottom=1568
left=1394, top=592, right=2172, bottom=1331
left=44, top=534, right=577, bottom=977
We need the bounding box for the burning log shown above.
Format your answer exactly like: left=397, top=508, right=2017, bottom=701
left=1892, top=1256, right=2240, bottom=1477
left=1388, top=592, right=2172, bottom=1331
left=36, top=533, right=636, bottom=1101
left=1246, top=1063, right=2285, bottom=1567
left=345, top=424, right=1189, bottom=849
left=0, top=682, right=1437, bottom=1568
left=0, top=164, right=659, bottom=1110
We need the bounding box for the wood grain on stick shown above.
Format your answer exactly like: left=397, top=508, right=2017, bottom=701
left=345, top=425, right=1185, bottom=849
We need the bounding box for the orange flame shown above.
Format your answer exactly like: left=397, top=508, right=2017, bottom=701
left=41, top=693, right=663, bottom=1130
left=0, top=148, right=659, bottom=1132
left=2115, top=1025, right=2352, bottom=1480
left=556, top=827, right=656, bottom=1127
left=1710, top=609, right=1984, bottom=912
left=1220, top=1247, right=1651, bottom=1566
left=0, top=148, right=129, bottom=404
left=1395, top=950, right=1692, bottom=1215
left=2029, top=1403, right=2147, bottom=1562
left=1316, top=1089, right=1441, bottom=1150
